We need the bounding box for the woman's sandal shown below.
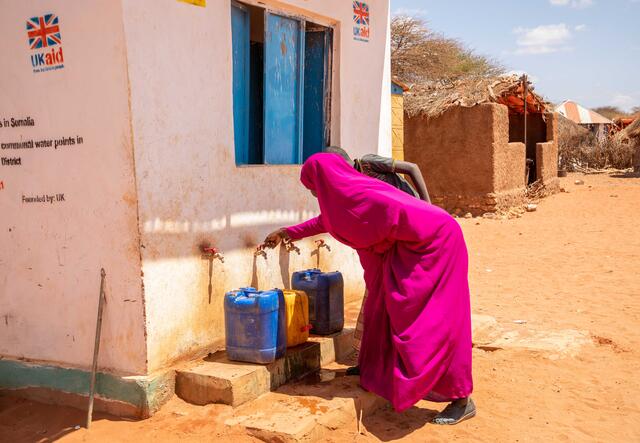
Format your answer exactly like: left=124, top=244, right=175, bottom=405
left=345, top=365, right=360, bottom=376
left=431, top=398, right=476, bottom=425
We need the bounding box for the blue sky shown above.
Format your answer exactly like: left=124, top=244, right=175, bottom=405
left=391, top=0, right=640, bottom=111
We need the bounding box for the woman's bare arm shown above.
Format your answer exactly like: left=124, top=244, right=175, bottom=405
left=394, top=160, right=431, bottom=203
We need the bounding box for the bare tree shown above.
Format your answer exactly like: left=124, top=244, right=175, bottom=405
left=391, top=15, right=503, bottom=84
left=593, top=106, right=627, bottom=120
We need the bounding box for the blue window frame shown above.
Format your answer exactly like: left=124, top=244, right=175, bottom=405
left=231, top=3, right=251, bottom=164
left=231, top=2, right=332, bottom=165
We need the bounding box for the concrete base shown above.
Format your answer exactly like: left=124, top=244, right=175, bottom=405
left=225, top=371, right=387, bottom=442
left=0, top=359, right=175, bottom=418
left=176, top=328, right=355, bottom=407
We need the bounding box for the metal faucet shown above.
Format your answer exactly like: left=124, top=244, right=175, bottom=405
left=254, top=245, right=267, bottom=259
left=283, top=238, right=301, bottom=255
left=202, top=247, right=225, bottom=263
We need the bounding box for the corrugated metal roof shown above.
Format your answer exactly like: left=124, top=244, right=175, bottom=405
left=555, top=100, right=613, bottom=125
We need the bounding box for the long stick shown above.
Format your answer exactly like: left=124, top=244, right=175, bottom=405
left=87, top=268, right=106, bottom=429
left=524, top=74, right=528, bottom=171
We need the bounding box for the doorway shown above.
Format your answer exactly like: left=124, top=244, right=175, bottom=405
left=509, top=112, right=547, bottom=184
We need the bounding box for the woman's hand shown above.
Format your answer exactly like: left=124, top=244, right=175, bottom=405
left=263, top=228, right=288, bottom=249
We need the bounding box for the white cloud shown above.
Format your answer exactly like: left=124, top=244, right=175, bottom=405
left=549, top=0, right=594, bottom=8
left=611, top=93, right=639, bottom=112
left=392, top=7, right=428, bottom=17
left=574, top=24, right=587, bottom=31
left=513, top=24, right=573, bottom=55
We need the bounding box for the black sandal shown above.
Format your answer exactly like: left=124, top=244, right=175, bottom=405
left=432, top=398, right=476, bottom=425
left=345, top=365, right=360, bottom=376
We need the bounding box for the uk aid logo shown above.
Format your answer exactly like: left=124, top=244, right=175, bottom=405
left=27, top=13, right=65, bottom=73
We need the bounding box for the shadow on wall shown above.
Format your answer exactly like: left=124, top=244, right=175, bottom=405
left=140, top=209, right=318, bottom=260
left=278, top=245, right=291, bottom=289
left=249, top=245, right=292, bottom=289
left=137, top=206, right=361, bottom=297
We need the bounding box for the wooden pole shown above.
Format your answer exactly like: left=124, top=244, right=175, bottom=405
left=87, top=268, right=106, bottom=429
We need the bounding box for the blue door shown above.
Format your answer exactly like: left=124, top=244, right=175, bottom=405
left=231, top=3, right=250, bottom=164
left=303, top=29, right=331, bottom=161
left=264, top=13, right=304, bottom=164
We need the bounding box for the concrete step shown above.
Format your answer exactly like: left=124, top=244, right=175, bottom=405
left=224, top=369, right=388, bottom=443
left=175, top=328, right=355, bottom=407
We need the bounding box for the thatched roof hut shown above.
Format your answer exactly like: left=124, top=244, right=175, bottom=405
left=627, top=118, right=640, bottom=172
left=404, top=74, right=548, bottom=118
left=613, top=117, right=640, bottom=143
left=557, top=113, right=590, bottom=141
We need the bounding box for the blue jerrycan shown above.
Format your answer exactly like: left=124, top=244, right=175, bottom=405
left=240, top=287, right=285, bottom=353
left=291, top=269, right=344, bottom=335
left=224, top=288, right=286, bottom=363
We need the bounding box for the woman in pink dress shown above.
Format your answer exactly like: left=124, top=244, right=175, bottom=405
left=264, top=153, right=475, bottom=425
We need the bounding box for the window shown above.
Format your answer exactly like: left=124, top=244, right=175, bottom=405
left=231, top=1, right=333, bottom=165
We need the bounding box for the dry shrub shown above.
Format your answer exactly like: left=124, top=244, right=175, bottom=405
left=557, top=114, right=634, bottom=170
left=559, top=137, right=634, bottom=171
left=525, top=180, right=549, bottom=202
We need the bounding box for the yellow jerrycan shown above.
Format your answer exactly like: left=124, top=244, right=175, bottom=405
left=282, top=290, right=311, bottom=347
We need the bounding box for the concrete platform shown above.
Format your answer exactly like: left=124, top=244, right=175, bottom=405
left=224, top=369, right=388, bottom=442
left=176, top=328, right=355, bottom=407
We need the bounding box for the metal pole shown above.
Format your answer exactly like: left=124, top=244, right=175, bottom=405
left=523, top=74, right=528, bottom=153
left=87, top=268, right=106, bottom=429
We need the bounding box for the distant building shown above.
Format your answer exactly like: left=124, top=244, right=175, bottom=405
left=391, top=79, right=409, bottom=161
left=555, top=100, right=613, bottom=141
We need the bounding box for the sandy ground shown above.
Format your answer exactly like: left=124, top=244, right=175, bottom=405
left=2, top=172, right=640, bottom=442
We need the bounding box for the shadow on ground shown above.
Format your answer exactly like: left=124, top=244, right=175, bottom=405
left=0, top=394, right=129, bottom=442
left=610, top=171, right=640, bottom=179
left=362, top=403, right=440, bottom=441
left=281, top=368, right=441, bottom=442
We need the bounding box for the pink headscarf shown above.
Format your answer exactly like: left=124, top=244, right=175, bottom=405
left=300, top=153, right=429, bottom=250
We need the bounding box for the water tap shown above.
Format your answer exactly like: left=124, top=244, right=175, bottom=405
left=202, top=246, right=225, bottom=263
left=254, top=245, right=267, bottom=259
left=315, top=239, right=331, bottom=251
left=283, top=238, right=301, bottom=255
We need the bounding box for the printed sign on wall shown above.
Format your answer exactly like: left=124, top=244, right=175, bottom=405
left=27, top=13, right=64, bottom=73
left=353, top=1, right=370, bottom=42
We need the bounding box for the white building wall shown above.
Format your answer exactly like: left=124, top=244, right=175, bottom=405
left=377, top=2, right=393, bottom=157
left=121, top=0, right=391, bottom=371
left=0, top=0, right=391, bottom=376
left=0, top=0, right=147, bottom=375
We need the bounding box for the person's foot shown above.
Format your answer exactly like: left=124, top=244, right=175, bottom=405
left=345, top=365, right=360, bottom=376
left=431, top=398, right=476, bottom=425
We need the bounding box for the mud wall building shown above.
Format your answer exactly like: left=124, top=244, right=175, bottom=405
left=404, top=76, right=559, bottom=215
left=0, top=0, right=391, bottom=415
